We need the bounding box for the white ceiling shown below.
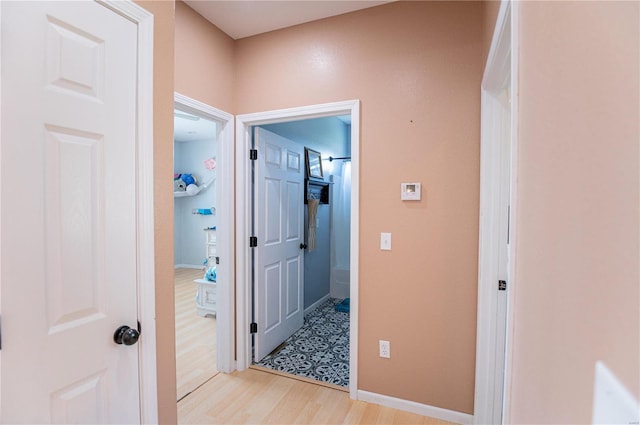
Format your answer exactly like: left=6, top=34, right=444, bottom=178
left=174, top=110, right=218, bottom=142
left=183, top=1, right=393, bottom=40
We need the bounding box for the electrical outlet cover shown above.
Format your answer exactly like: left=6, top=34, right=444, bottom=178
left=379, top=340, right=390, bottom=358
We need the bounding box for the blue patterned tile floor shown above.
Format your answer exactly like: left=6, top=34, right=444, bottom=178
left=254, top=298, right=350, bottom=387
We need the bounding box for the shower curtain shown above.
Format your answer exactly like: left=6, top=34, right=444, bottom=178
left=332, top=162, right=351, bottom=269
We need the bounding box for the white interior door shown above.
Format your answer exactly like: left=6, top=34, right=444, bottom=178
left=253, top=127, right=304, bottom=362
left=1, top=2, right=142, bottom=423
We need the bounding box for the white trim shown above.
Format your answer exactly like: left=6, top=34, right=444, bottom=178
left=97, top=2, right=158, bottom=423
left=482, top=1, right=511, bottom=91
left=358, top=390, right=473, bottom=425
left=235, top=100, right=360, bottom=399
left=174, top=264, right=203, bottom=270
left=348, top=102, right=360, bottom=400
left=173, top=93, right=235, bottom=374
left=304, top=294, right=331, bottom=315
left=474, top=1, right=518, bottom=424
left=0, top=1, right=4, bottom=416
left=503, top=1, right=520, bottom=422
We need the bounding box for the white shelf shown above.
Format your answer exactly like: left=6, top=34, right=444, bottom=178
left=174, top=191, right=193, bottom=198
left=173, top=175, right=216, bottom=198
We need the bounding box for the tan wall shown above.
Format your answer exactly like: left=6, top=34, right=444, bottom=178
left=482, top=1, right=501, bottom=67
left=509, top=1, right=639, bottom=423
left=234, top=2, right=483, bottom=413
left=174, top=1, right=235, bottom=113
left=134, top=1, right=177, bottom=424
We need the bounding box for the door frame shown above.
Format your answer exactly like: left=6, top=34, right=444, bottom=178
left=235, top=100, right=360, bottom=398
left=173, top=93, right=235, bottom=373
left=474, top=1, right=519, bottom=424
left=0, top=0, right=157, bottom=421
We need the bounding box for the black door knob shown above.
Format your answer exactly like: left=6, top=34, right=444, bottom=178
left=113, top=325, right=140, bottom=346
left=300, top=243, right=308, bottom=250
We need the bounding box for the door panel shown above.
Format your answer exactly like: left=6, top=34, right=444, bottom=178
left=1, top=2, right=140, bottom=423
left=254, top=128, right=304, bottom=362
left=286, top=181, right=301, bottom=241
left=264, top=264, right=282, bottom=332
left=265, top=177, right=282, bottom=245
left=285, top=257, right=301, bottom=318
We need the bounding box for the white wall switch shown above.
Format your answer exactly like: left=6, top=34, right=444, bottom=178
left=379, top=340, right=390, bottom=358
left=401, top=182, right=421, bottom=201
left=380, top=233, right=392, bottom=250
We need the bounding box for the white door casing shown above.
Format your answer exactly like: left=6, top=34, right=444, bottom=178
left=235, top=100, right=360, bottom=398
left=474, top=1, right=519, bottom=424
left=173, top=92, right=235, bottom=373
left=253, top=128, right=305, bottom=362
left=0, top=1, right=156, bottom=423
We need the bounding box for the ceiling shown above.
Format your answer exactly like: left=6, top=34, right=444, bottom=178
left=183, top=1, right=392, bottom=40
left=174, top=110, right=218, bottom=142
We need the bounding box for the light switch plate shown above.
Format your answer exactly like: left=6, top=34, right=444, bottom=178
left=380, top=233, right=391, bottom=250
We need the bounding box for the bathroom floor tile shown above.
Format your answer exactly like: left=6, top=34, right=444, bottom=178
left=254, top=298, right=350, bottom=387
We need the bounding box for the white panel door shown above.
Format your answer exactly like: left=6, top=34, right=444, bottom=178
left=254, top=128, right=304, bottom=362
left=1, top=2, right=141, bottom=423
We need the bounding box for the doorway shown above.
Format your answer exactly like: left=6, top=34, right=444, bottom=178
left=251, top=117, right=352, bottom=388
left=173, top=94, right=235, bottom=404
left=173, top=107, right=218, bottom=400
left=235, top=100, right=360, bottom=398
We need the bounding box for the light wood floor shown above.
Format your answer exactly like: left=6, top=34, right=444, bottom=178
left=175, top=271, right=455, bottom=424
left=177, top=368, right=456, bottom=425
left=175, top=268, right=218, bottom=401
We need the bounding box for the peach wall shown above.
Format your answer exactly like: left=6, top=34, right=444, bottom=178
left=509, top=1, right=639, bottom=423
left=134, top=1, right=177, bottom=423
left=175, top=1, right=235, bottom=113
left=482, top=1, right=501, bottom=67
left=235, top=2, right=483, bottom=413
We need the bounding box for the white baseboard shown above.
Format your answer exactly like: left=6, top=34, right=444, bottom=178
left=175, top=264, right=203, bottom=270
left=357, top=390, right=473, bottom=425
left=304, top=294, right=331, bottom=315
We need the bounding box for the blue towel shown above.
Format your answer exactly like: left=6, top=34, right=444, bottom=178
left=335, top=298, right=350, bottom=313
left=205, top=266, right=217, bottom=282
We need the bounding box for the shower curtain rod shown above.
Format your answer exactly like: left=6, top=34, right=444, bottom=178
left=325, top=156, right=351, bottom=162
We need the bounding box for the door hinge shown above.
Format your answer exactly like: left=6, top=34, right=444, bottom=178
left=249, top=149, right=258, bottom=160
left=215, top=256, right=220, bottom=265
left=249, top=236, right=257, bottom=247
left=498, top=280, right=507, bottom=291
left=250, top=322, right=258, bottom=333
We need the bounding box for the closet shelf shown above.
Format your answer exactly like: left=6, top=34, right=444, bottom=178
left=174, top=191, right=193, bottom=198
left=173, top=176, right=216, bottom=198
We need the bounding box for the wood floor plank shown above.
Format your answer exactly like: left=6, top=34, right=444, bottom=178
left=175, top=268, right=217, bottom=401
left=177, top=368, right=458, bottom=425
left=174, top=269, right=456, bottom=424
